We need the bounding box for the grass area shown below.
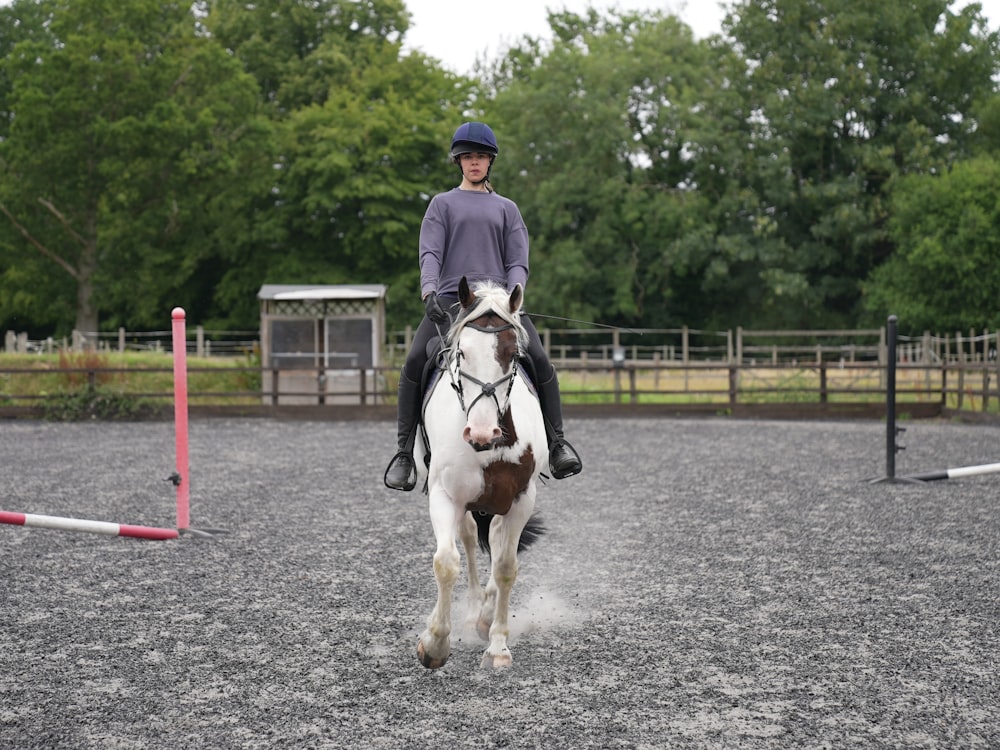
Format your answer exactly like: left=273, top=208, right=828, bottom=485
left=0, top=351, right=261, bottom=415
left=562, top=367, right=888, bottom=405
left=559, top=365, right=997, bottom=412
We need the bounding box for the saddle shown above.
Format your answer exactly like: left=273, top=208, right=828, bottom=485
left=418, top=336, right=447, bottom=405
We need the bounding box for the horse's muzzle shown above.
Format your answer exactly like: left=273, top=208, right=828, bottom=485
left=463, top=425, right=502, bottom=452
left=468, top=439, right=499, bottom=453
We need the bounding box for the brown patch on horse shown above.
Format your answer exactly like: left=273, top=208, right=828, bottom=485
left=493, top=314, right=520, bottom=371
left=469, top=309, right=519, bottom=374
left=496, top=407, right=517, bottom=447
left=466, top=446, right=536, bottom=516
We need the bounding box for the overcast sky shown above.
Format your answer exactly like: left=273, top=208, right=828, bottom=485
left=0, top=0, right=996, bottom=77
left=402, top=0, right=1000, bottom=76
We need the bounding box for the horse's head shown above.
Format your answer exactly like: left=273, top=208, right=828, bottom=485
left=448, top=277, right=527, bottom=452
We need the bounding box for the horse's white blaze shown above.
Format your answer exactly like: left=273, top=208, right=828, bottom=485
left=461, top=331, right=507, bottom=448
left=414, top=280, right=546, bottom=670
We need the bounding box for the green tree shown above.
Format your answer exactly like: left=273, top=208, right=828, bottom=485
left=203, top=0, right=473, bottom=330
left=968, top=91, right=1000, bottom=157
left=486, top=9, right=725, bottom=329
left=715, top=0, right=1000, bottom=328
left=204, top=0, right=413, bottom=115
left=864, top=156, right=1000, bottom=332
left=0, top=0, right=271, bottom=336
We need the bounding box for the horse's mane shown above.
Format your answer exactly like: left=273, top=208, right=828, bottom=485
left=448, top=281, right=528, bottom=350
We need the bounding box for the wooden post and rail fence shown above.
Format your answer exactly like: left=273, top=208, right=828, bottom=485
left=2, top=324, right=999, bottom=419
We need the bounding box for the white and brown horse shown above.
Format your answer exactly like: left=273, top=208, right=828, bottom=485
left=414, top=277, right=546, bottom=669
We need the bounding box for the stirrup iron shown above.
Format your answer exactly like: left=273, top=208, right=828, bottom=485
left=384, top=451, right=417, bottom=491
left=549, top=439, right=582, bottom=480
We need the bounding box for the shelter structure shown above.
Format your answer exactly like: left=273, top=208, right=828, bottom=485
left=257, top=284, right=387, bottom=405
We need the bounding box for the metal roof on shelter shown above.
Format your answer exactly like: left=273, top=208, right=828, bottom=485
left=257, top=284, right=387, bottom=301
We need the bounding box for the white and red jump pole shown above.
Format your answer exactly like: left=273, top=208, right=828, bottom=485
left=0, top=511, right=179, bottom=540
left=0, top=307, right=219, bottom=541
left=902, top=462, right=1000, bottom=482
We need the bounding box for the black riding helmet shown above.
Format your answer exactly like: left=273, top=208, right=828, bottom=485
left=450, top=121, right=499, bottom=161
left=451, top=121, right=498, bottom=191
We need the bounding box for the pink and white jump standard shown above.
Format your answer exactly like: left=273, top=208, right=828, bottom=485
left=172, top=306, right=191, bottom=531
left=0, top=307, right=204, bottom=541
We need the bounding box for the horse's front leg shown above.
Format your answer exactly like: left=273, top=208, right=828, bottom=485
left=480, top=498, right=533, bottom=669
left=458, top=511, right=485, bottom=634
left=417, top=489, right=463, bottom=669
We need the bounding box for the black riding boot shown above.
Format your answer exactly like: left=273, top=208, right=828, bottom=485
left=383, top=371, right=421, bottom=491
left=537, top=371, right=582, bottom=479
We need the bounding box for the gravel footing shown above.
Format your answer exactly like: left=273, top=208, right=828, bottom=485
left=1, top=417, right=998, bottom=749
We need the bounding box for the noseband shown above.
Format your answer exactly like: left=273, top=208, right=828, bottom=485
left=448, top=317, right=519, bottom=423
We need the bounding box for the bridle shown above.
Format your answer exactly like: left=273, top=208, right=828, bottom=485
left=447, top=316, right=520, bottom=425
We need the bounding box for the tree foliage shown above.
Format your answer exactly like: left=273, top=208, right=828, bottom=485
left=486, top=9, right=725, bottom=328
left=718, top=0, right=999, bottom=328
left=865, top=156, right=1000, bottom=332
left=195, top=0, right=468, bottom=330
left=1, top=0, right=999, bottom=340
left=482, top=0, right=1000, bottom=332
left=0, top=0, right=271, bottom=335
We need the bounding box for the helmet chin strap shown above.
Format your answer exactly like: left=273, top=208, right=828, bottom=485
left=469, top=175, right=493, bottom=193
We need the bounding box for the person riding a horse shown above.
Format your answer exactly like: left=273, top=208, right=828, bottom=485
left=384, top=121, right=582, bottom=491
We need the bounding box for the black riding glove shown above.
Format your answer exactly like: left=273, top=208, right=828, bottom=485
left=424, top=292, right=450, bottom=324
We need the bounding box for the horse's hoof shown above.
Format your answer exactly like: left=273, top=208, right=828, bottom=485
left=480, top=650, right=513, bottom=669
left=417, top=640, right=448, bottom=670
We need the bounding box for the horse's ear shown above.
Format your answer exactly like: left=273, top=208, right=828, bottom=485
left=459, top=277, right=473, bottom=308
left=509, top=283, right=523, bottom=315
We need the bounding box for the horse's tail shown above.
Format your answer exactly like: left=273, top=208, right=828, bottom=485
left=474, top=512, right=545, bottom=555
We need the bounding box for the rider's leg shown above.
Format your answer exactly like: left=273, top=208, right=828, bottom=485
left=384, top=317, right=437, bottom=491
left=536, top=367, right=582, bottom=479
left=384, top=370, right=422, bottom=491
left=522, top=317, right=582, bottom=479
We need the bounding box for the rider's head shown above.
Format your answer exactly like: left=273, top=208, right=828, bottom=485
left=450, top=121, right=498, bottom=192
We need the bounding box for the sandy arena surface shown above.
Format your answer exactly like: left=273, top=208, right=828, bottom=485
left=1, top=416, right=998, bottom=749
